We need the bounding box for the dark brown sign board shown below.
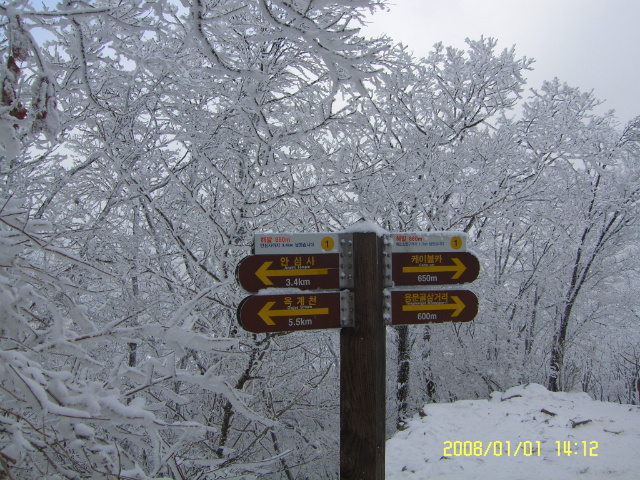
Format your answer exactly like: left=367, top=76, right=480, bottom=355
left=238, top=292, right=344, bottom=333
left=237, top=253, right=341, bottom=292
left=392, top=251, right=479, bottom=286
left=391, top=289, right=478, bottom=325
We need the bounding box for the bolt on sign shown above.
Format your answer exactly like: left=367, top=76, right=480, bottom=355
left=390, top=289, right=478, bottom=325
left=237, top=292, right=351, bottom=334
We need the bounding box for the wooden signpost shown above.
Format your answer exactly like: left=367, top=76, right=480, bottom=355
left=236, top=227, right=480, bottom=480
left=340, top=232, right=386, bottom=479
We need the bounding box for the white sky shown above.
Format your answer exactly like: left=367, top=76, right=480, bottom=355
left=362, top=0, right=640, bottom=124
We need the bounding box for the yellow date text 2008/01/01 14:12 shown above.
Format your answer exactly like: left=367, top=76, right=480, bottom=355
left=443, top=440, right=599, bottom=457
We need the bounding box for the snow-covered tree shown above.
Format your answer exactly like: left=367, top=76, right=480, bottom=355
left=2, top=1, right=388, bottom=478
left=2, top=1, right=639, bottom=479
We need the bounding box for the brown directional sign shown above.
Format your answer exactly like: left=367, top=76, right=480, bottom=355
left=391, top=289, right=478, bottom=325
left=391, top=251, right=479, bottom=286
left=238, top=292, right=344, bottom=333
left=237, top=254, right=341, bottom=292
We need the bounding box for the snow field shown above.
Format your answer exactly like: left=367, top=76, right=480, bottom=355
left=386, top=383, right=640, bottom=479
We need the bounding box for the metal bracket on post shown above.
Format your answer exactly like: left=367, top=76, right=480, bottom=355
left=340, top=291, right=354, bottom=327
left=339, top=233, right=354, bottom=289
left=382, top=234, right=393, bottom=326
left=383, top=289, right=392, bottom=326
left=383, top=233, right=393, bottom=288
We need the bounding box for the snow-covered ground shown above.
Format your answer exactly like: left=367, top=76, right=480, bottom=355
left=386, top=384, right=640, bottom=479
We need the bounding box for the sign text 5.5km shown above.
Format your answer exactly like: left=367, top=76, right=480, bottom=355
left=237, top=292, right=349, bottom=334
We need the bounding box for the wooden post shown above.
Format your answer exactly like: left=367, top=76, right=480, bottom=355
left=340, top=231, right=386, bottom=479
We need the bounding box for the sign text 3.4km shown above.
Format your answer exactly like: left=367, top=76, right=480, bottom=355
left=237, top=253, right=341, bottom=292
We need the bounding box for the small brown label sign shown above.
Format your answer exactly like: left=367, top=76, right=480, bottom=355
left=238, top=292, right=343, bottom=333
left=237, top=254, right=341, bottom=292
left=392, top=252, right=479, bottom=286
left=391, top=290, right=478, bottom=325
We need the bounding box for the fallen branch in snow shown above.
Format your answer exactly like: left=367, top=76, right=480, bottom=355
left=501, top=394, right=522, bottom=401
left=541, top=408, right=557, bottom=416
left=570, top=418, right=592, bottom=428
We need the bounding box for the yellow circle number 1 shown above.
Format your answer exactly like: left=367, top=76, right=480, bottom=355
left=321, top=236, right=335, bottom=252
left=450, top=236, right=463, bottom=250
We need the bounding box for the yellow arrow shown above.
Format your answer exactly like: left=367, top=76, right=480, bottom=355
left=258, top=301, right=330, bottom=325
left=255, top=261, right=329, bottom=286
left=402, top=257, right=467, bottom=279
left=402, top=296, right=466, bottom=317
